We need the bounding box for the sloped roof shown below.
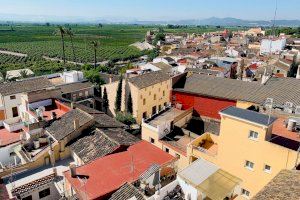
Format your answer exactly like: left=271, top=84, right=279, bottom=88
left=64, top=141, right=174, bottom=200
left=220, top=106, right=277, bottom=127
left=69, top=129, right=120, bottom=163
left=0, top=77, right=53, bottom=96
left=59, top=81, right=94, bottom=94
left=252, top=170, right=300, bottom=200
left=152, top=62, right=172, bottom=70
left=109, top=183, right=146, bottom=200
left=129, top=71, right=170, bottom=89
left=46, top=109, right=93, bottom=140
left=174, top=74, right=259, bottom=101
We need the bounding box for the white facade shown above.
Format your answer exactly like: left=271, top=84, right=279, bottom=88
left=0, top=93, right=22, bottom=120
left=260, top=38, right=286, bottom=55
left=61, top=71, right=84, bottom=83
left=0, top=143, right=21, bottom=167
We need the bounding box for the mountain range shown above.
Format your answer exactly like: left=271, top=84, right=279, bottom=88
left=0, top=14, right=300, bottom=27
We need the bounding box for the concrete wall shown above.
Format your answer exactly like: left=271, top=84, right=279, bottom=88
left=19, top=182, right=60, bottom=200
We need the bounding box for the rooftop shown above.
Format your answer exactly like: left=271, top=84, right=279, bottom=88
left=252, top=170, right=300, bottom=200
left=58, top=81, right=94, bottom=94
left=129, top=71, right=170, bottom=89
left=178, top=158, right=241, bottom=200
left=109, top=183, right=146, bottom=200
left=64, top=141, right=174, bottom=200
left=151, top=62, right=172, bottom=71
left=76, top=104, right=125, bottom=128
left=0, top=77, right=53, bottom=96
left=173, top=74, right=259, bottom=101
left=272, top=118, right=300, bottom=142
left=147, top=107, right=186, bottom=128
left=0, top=128, right=21, bottom=147
left=46, top=109, right=93, bottom=141
left=220, top=106, right=277, bottom=127
left=69, top=128, right=140, bottom=163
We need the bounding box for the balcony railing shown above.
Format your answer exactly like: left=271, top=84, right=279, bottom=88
left=192, top=144, right=218, bottom=157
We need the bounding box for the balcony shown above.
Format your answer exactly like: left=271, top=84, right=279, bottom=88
left=190, top=133, right=218, bottom=157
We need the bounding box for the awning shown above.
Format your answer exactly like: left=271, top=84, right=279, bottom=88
left=178, top=159, right=241, bottom=200
left=197, top=169, right=241, bottom=200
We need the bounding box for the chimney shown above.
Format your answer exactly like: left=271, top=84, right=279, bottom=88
left=73, top=118, right=79, bottom=130
left=70, top=163, right=77, bottom=178
left=296, top=65, right=300, bottom=79
left=53, top=167, right=58, bottom=176
left=261, top=68, right=270, bottom=85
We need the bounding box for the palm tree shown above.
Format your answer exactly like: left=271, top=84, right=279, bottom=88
left=91, top=41, right=99, bottom=68
left=19, top=69, right=30, bottom=79
left=55, top=26, right=66, bottom=65
left=66, top=28, right=76, bottom=63
left=0, top=70, right=10, bottom=83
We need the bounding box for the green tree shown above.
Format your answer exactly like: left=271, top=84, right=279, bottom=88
left=115, top=112, right=136, bottom=126
left=0, top=70, right=11, bottom=83
left=84, top=69, right=105, bottom=86
left=91, top=41, right=99, bottom=68
left=287, top=57, right=299, bottom=77
left=127, top=92, right=133, bottom=114
left=153, top=33, right=165, bottom=46
left=115, top=75, right=123, bottom=112
left=103, top=87, right=109, bottom=113
left=19, top=69, right=31, bottom=79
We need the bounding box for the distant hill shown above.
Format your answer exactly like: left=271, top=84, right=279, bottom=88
left=0, top=14, right=299, bottom=27
left=133, top=17, right=300, bottom=27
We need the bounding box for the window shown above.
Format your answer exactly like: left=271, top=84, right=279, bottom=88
left=158, top=105, right=162, bottom=111
left=149, top=91, right=151, bottom=95
left=175, top=153, right=180, bottom=159
left=245, top=160, right=254, bottom=170
left=22, top=196, right=33, bottom=200
left=264, top=164, right=271, bottom=173
left=39, top=188, right=50, bottom=199
left=163, top=90, right=165, bottom=96
left=152, top=106, right=157, bottom=115
left=241, top=188, right=250, bottom=198
left=248, top=130, right=258, bottom=140
left=150, top=137, right=155, bottom=144
left=79, top=92, right=83, bottom=97
left=12, top=107, right=18, bottom=117
left=142, top=112, right=147, bottom=119
left=140, top=95, right=143, bottom=99
left=165, top=147, right=169, bottom=153
left=10, top=95, right=16, bottom=100
left=164, top=102, right=167, bottom=107
left=85, top=91, right=89, bottom=96
left=154, top=94, right=156, bottom=100
left=158, top=88, right=161, bottom=92
left=143, top=98, right=146, bottom=105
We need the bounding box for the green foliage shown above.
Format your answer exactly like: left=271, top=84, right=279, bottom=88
left=103, top=87, right=109, bottom=113
left=115, top=112, right=136, bottom=126
left=266, top=27, right=300, bottom=37
left=115, top=76, right=123, bottom=112
left=84, top=69, right=105, bottom=85
left=147, top=48, right=159, bottom=62
left=153, top=33, right=165, bottom=46
left=127, top=92, right=133, bottom=114
left=287, top=58, right=299, bottom=77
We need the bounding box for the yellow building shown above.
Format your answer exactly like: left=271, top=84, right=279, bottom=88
left=142, top=105, right=300, bottom=199
left=188, top=106, right=299, bottom=199
left=102, top=71, right=172, bottom=124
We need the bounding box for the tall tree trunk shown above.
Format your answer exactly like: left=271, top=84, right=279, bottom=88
left=61, top=34, right=66, bottom=65
left=94, top=48, right=97, bottom=68
left=70, top=36, right=76, bottom=63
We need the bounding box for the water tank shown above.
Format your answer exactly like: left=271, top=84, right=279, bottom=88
left=287, top=119, right=297, bottom=131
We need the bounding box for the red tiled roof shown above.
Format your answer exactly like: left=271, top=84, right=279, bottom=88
left=64, top=141, right=174, bottom=200
left=0, top=128, right=21, bottom=147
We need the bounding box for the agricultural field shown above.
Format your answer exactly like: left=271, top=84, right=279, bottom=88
left=0, top=24, right=221, bottom=75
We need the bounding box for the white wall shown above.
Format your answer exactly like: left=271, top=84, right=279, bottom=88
left=177, top=176, right=199, bottom=200
left=18, top=183, right=60, bottom=200
left=3, top=93, right=22, bottom=119
left=0, top=143, right=20, bottom=167
left=260, top=39, right=286, bottom=54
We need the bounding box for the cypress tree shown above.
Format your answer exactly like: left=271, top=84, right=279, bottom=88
left=115, top=76, right=123, bottom=112
left=103, top=87, right=109, bottom=113
left=127, top=92, right=133, bottom=114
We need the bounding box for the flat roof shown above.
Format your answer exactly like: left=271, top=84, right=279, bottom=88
left=147, top=108, right=186, bottom=127
left=220, top=106, right=277, bottom=127
left=64, top=141, right=174, bottom=200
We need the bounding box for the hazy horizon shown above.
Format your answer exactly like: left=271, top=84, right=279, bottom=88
left=0, top=0, right=300, bottom=23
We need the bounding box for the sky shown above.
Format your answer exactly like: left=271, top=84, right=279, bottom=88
left=0, top=0, right=300, bottom=22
